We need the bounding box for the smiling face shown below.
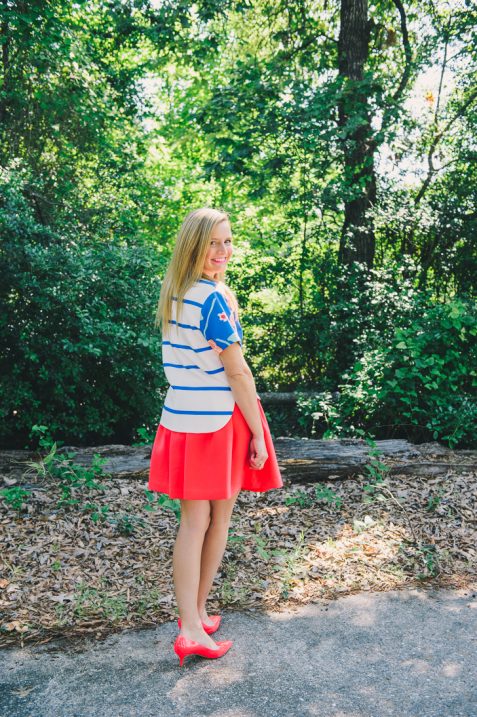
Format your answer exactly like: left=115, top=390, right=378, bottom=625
left=202, top=219, right=233, bottom=280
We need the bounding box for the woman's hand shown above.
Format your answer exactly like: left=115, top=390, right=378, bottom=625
left=249, top=435, right=268, bottom=470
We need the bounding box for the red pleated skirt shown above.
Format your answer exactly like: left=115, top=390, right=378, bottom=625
left=147, top=398, right=283, bottom=500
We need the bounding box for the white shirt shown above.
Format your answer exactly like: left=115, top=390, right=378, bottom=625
left=159, top=278, right=244, bottom=432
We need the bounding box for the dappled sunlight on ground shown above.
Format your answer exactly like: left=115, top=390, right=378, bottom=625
left=0, top=459, right=475, bottom=647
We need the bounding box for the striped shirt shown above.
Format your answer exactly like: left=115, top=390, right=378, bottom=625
left=159, top=278, right=244, bottom=432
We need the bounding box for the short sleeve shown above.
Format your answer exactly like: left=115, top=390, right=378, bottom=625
left=200, top=290, right=241, bottom=354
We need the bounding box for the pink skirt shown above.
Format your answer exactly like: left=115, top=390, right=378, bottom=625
left=147, top=398, right=283, bottom=500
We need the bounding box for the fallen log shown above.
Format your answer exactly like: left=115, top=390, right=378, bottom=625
left=258, top=391, right=319, bottom=405
left=273, top=438, right=476, bottom=479
left=1, top=438, right=475, bottom=487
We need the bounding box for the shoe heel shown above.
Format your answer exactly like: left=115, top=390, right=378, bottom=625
left=174, top=638, right=186, bottom=666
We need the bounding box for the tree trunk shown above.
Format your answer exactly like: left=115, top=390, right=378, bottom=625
left=337, top=0, right=376, bottom=269
left=0, top=10, right=11, bottom=127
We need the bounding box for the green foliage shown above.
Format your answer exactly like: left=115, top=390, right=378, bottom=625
left=425, top=489, right=446, bottom=512
left=398, top=539, right=441, bottom=580
left=295, top=392, right=338, bottom=438
left=0, top=169, right=167, bottom=447
left=361, top=434, right=391, bottom=486
left=132, top=426, right=156, bottom=446
left=284, top=484, right=343, bottom=510
left=30, top=424, right=60, bottom=452
left=71, top=579, right=131, bottom=621
left=113, top=512, right=147, bottom=535
left=0, top=0, right=476, bottom=451
left=302, top=297, right=477, bottom=448
left=88, top=508, right=146, bottom=536
left=0, top=1, right=161, bottom=243
left=144, top=489, right=181, bottom=521
left=245, top=309, right=327, bottom=390
left=284, top=488, right=314, bottom=508
left=380, top=300, right=477, bottom=447
left=314, top=484, right=343, bottom=509
left=10, top=424, right=152, bottom=535
left=23, top=430, right=110, bottom=510
left=0, top=486, right=31, bottom=512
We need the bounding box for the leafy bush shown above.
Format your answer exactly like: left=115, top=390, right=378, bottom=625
left=0, top=168, right=167, bottom=448
left=301, top=298, right=477, bottom=448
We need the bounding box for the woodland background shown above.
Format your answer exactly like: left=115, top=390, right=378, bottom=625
left=1, top=0, right=476, bottom=450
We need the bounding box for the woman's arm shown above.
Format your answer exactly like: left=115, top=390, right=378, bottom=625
left=219, top=342, right=264, bottom=439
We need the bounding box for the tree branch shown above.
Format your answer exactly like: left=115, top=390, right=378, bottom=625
left=414, top=85, right=477, bottom=205
left=391, top=0, right=412, bottom=103
left=434, top=27, right=449, bottom=122
left=381, top=0, right=413, bottom=133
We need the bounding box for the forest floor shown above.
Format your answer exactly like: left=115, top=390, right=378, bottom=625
left=0, top=450, right=476, bottom=650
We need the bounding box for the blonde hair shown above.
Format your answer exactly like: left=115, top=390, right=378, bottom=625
left=155, top=207, right=239, bottom=337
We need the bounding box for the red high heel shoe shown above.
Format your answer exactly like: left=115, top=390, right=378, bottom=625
left=177, top=615, right=221, bottom=635
left=173, top=635, right=233, bottom=666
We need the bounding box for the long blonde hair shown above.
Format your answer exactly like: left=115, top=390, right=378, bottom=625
left=156, top=207, right=239, bottom=337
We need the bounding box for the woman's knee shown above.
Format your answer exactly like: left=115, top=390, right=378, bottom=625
left=179, top=500, right=211, bottom=533
left=209, top=491, right=239, bottom=528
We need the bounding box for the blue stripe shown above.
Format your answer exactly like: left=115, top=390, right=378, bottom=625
left=162, top=341, right=212, bottom=353
left=172, top=297, right=203, bottom=308
left=171, top=385, right=232, bottom=391
left=163, top=363, right=225, bottom=374
left=168, top=320, right=200, bottom=330
left=163, top=363, right=200, bottom=369
left=163, top=405, right=233, bottom=415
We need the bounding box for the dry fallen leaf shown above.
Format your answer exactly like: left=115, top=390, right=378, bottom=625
left=3, top=621, right=29, bottom=633
left=0, top=457, right=476, bottom=648
left=12, top=686, right=36, bottom=698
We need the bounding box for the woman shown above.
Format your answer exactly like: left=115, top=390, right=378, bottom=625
left=148, top=207, right=283, bottom=667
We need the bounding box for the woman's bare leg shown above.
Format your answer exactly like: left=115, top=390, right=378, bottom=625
left=197, top=489, right=241, bottom=623
left=173, top=498, right=218, bottom=648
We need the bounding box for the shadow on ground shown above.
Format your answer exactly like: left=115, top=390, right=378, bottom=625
left=1, top=586, right=476, bottom=717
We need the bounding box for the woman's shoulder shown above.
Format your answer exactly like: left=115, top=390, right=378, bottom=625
left=181, top=279, right=217, bottom=303
left=183, top=279, right=229, bottom=301
left=214, top=283, right=240, bottom=319
left=182, top=279, right=239, bottom=317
